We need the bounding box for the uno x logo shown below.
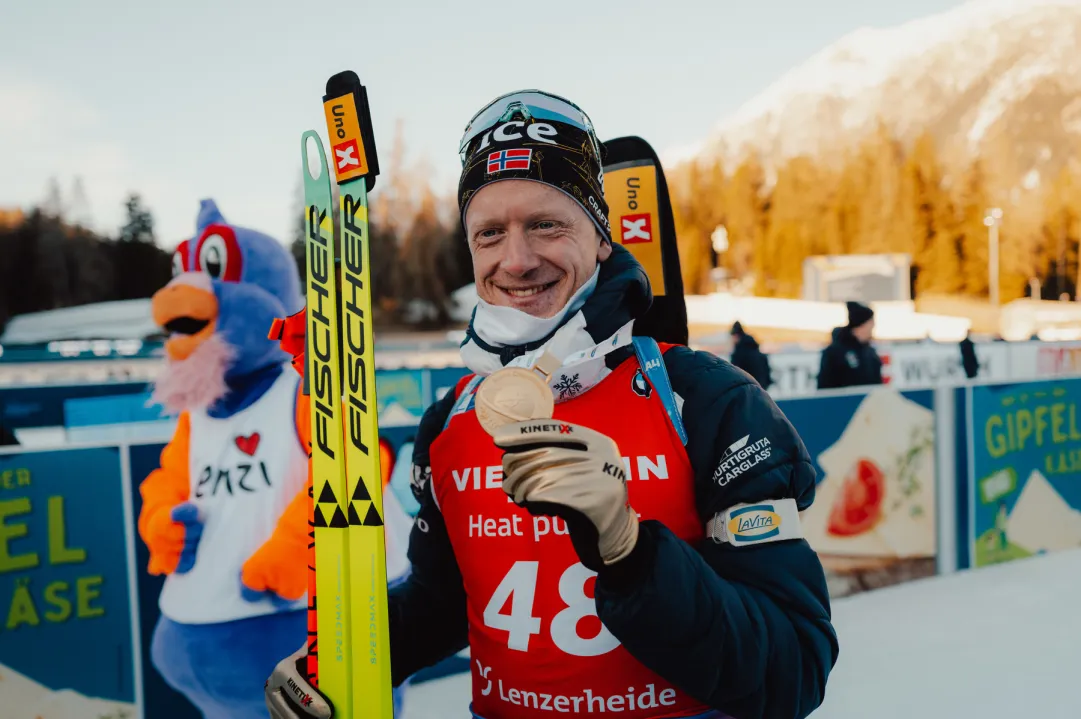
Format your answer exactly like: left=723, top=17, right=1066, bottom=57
left=620, top=213, right=652, bottom=244
left=334, top=139, right=360, bottom=171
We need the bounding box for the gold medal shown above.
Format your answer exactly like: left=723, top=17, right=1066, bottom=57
left=475, top=353, right=559, bottom=436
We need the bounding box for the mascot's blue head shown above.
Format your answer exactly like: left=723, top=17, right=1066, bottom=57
left=150, top=199, right=302, bottom=413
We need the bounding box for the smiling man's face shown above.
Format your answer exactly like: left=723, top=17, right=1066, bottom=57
left=464, top=179, right=610, bottom=319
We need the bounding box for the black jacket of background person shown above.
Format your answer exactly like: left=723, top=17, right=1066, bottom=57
left=390, top=246, right=838, bottom=719
left=960, top=336, right=979, bottom=379
left=816, top=326, right=883, bottom=390
left=0, top=423, right=18, bottom=446
left=732, top=331, right=773, bottom=390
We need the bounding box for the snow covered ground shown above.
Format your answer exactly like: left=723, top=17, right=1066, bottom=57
left=0, top=663, right=135, bottom=719
left=400, top=549, right=1081, bottom=719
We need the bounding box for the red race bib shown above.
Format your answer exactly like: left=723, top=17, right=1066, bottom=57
left=431, top=357, right=710, bottom=719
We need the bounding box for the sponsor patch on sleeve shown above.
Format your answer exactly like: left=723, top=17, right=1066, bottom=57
left=706, top=498, right=802, bottom=546
left=712, top=434, right=772, bottom=487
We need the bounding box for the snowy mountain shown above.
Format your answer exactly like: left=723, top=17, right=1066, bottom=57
left=680, top=0, right=1081, bottom=189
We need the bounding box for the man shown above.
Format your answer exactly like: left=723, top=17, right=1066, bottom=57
left=267, top=90, right=837, bottom=719
left=816, top=300, right=883, bottom=390
left=960, top=329, right=979, bottom=379
left=730, top=321, right=772, bottom=390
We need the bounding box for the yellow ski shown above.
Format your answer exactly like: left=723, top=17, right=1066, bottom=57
left=322, top=70, right=392, bottom=718
left=301, top=129, right=354, bottom=715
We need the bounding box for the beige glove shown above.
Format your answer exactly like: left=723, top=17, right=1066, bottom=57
left=265, top=645, right=333, bottom=719
left=494, top=421, right=639, bottom=571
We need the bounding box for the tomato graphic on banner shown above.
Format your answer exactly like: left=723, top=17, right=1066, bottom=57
left=827, top=458, right=886, bottom=537
left=776, top=386, right=937, bottom=597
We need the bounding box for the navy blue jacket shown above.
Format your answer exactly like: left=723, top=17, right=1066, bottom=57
left=387, top=245, right=838, bottom=719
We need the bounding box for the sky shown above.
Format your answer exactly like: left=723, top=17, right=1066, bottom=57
left=1, top=0, right=967, bottom=249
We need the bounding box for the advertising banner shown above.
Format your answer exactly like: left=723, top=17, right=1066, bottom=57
left=887, top=341, right=1009, bottom=388
left=127, top=442, right=203, bottom=719
left=967, top=378, right=1081, bottom=568
left=777, top=387, right=938, bottom=596
left=0, top=446, right=139, bottom=718
left=766, top=341, right=1011, bottom=398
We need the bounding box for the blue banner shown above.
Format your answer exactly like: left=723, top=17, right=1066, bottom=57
left=776, top=387, right=938, bottom=596
left=0, top=446, right=137, bottom=714
left=968, top=378, right=1081, bottom=567
left=376, top=369, right=427, bottom=421
left=0, top=382, right=150, bottom=431
left=127, top=442, right=202, bottom=719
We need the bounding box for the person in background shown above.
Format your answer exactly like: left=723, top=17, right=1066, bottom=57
left=817, top=301, right=883, bottom=390
left=960, top=329, right=980, bottom=379
left=730, top=321, right=772, bottom=390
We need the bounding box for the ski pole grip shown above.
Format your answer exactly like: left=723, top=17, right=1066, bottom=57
left=322, top=70, right=380, bottom=192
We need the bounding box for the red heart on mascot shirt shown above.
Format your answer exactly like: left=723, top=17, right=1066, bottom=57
left=235, top=433, right=261, bottom=456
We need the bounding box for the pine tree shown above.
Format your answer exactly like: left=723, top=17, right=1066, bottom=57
left=1039, top=165, right=1080, bottom=299
left=722, top=153, right=767, bottom=286
left=900, top=132, right=955, bottom=296
left=758, top=155, right=825, bottom=297
left=119, top=194, right=155, bottom=244
left=856, top=121, right=905, bottom=254
left=957, top=159, right=992, bottom=297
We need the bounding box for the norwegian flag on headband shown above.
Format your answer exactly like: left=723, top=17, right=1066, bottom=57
left=486, top=148, right=532, bottom=174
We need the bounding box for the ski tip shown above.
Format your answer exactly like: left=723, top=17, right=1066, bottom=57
left=301, top=130, right=328, bottom=183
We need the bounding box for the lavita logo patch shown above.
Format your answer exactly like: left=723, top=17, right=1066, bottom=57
left=727, top=504, right=782, bottom=543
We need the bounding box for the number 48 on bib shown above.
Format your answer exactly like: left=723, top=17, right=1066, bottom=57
left=482, top=561, right=621, bottom=658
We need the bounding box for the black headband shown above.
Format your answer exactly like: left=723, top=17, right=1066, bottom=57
left=457, top=117, right=611, bottom=243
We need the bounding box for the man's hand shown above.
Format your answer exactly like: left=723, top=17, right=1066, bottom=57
left=265, top=645, right=333, bottom=719
left=493, top=421, right=638, bottom=572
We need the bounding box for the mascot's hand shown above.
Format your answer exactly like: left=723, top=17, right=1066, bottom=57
left=266, top=644, right=333, bottom=719
left=241, top=534, right=306, bottom=605
left=144, top=502, right=203, bottom=575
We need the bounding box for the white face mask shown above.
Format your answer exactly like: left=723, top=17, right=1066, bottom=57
left=471, top=264, right=600, bottom=347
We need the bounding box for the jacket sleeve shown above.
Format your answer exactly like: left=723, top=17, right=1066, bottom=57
left=870, top=349, right=884, bottom=384
left=595, top=347, right=838, bottom=719
left=388, top=385, right=470, bottom=686
left=755, top=350, right=773, bottom=390
left=138, top=411, right=192, bottom=575
left=816, top=346, right=840, bottom=389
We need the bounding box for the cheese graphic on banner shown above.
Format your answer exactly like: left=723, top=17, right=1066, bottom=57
left=1006, top=470, right=1081, bottom=554
left=802, top=388, right=937, bottom=558
left=0, top=663, right=136, bottom=719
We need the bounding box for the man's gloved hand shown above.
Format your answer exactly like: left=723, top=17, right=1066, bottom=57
left=493, top=421, right=638, bottom=573
left=144, top=502, right=203, bottom=575
left=265, top=645, right=333, bottom=719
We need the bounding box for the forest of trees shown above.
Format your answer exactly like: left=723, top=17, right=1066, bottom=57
left=6, top=120, right=1080, bottom=338
left=0, top=194, right=173, bottom=336
left=0, top=124, right=474, bottom=337
left=668, top=123, right=1081, bottom=303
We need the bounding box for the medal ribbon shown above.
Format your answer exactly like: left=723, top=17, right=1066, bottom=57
left=502, top=319, right=635, bottom=402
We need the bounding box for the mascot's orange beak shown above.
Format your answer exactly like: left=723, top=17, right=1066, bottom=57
left=152, top=278, right=219, bottom=361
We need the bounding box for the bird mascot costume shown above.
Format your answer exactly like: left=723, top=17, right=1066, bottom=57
left=138, top=199, right=410, bottom=717
left=138, top=199, right=312, bottom=718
